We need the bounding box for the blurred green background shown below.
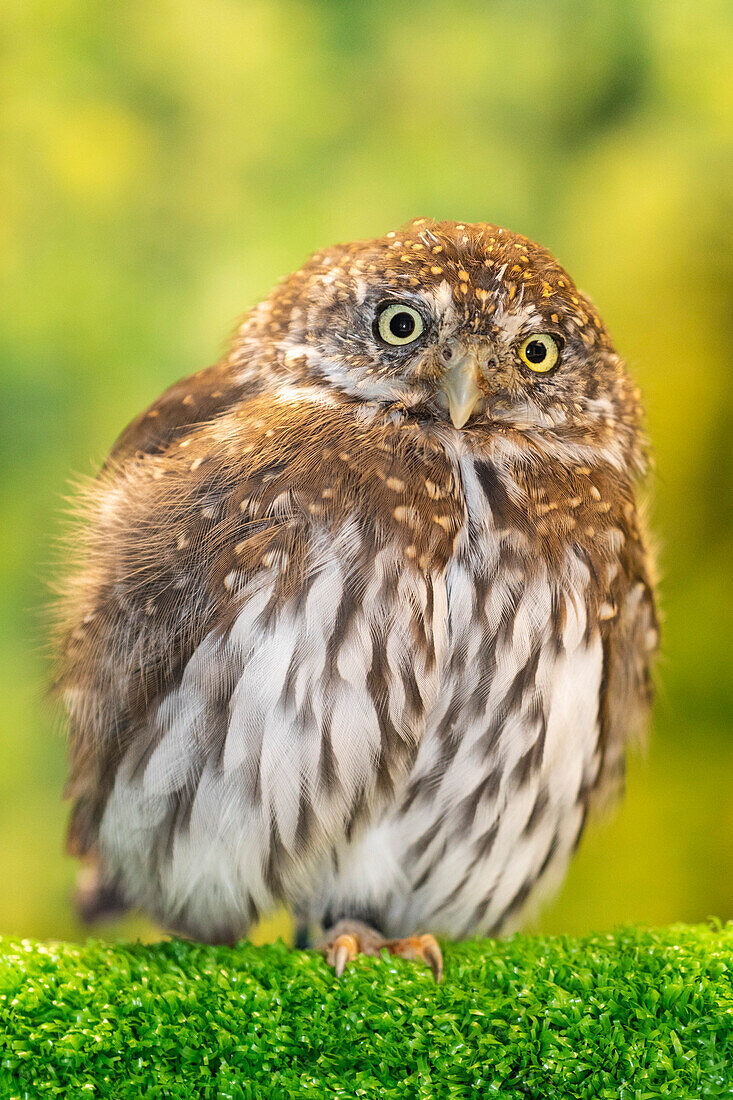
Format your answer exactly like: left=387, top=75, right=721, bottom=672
left=1, top=0, right=731, bottom=945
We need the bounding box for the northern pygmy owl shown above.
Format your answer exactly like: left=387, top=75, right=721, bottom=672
left=58, top=219, right=657, bottom=980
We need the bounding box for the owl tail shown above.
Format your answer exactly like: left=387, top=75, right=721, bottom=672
left=73, top=857, right=130, bottom=924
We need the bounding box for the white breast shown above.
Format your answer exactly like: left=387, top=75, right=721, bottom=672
left=313, top=450, right=604, bottom=939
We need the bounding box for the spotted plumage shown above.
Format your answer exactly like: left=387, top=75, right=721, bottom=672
left=57, top=218, right=657, bottom=961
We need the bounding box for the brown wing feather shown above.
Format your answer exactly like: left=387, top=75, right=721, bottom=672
left=107, top=361, right=257, bottom=464
left=594, top=512, right=658, bottom=808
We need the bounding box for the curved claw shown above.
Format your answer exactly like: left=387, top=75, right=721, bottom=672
left=327, top=932, right=359, bottom=977
left=417, top=934, right=444, bottom=983
left=385, top=932, right=444, bottom=983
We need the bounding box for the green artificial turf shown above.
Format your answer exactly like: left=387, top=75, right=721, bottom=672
left=1, top=925, right=732, bottom=1099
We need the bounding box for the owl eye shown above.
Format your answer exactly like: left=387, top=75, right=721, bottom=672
left=375, top=303, right=425, bottom=346
left=518, top=333, right=561, bottom=373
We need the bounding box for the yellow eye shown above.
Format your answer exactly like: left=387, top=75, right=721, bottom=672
left=376, top=303, right=425, bottom=346
left=518, top=333, right=560, bottom=373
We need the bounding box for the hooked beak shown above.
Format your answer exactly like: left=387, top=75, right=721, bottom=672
left=440, top=348, right=484, bottom=429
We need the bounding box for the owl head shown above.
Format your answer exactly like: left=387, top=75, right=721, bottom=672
left=235, top=218, right=644, bottom=470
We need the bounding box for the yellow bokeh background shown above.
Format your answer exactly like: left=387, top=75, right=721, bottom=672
left=1, top=0, right=731, bottom=945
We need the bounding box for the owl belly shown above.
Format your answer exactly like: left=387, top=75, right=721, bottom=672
left=310, top=543, right=604, bottom=940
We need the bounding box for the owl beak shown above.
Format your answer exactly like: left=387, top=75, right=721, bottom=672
left=440, top=350, right=483, bottom=429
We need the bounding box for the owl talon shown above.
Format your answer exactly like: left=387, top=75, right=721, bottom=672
left=318, top=920, right=443, bottom=982
left=385, top=932, right=443, bottom=983
left=419, top=935, right=443, bottom=983
left=329, top=933, right=359, bottom=977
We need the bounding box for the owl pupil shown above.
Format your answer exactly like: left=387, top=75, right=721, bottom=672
left=525, top=340, right=547, bottom=363
left=390, top=312, right=415, bottom=338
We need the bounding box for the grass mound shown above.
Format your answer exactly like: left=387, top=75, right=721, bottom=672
left=1, top=924, right=732, bottom=1098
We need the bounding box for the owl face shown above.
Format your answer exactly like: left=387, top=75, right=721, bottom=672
left=240, top=219, right=642, bottom=463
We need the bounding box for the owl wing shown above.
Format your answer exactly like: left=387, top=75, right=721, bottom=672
left=593, top=519, right=658, bottom=808
left=60, top=393, right=446, bottom=938
left=107, top=359, right=259, bottom=464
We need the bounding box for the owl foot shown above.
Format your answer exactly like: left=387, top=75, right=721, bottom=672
left=318, top=918, right=443, bottom=982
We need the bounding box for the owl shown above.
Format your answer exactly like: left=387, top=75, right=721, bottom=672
left=58, top=219, right=657, bottom=982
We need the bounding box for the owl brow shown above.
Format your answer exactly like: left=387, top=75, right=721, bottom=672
left=372, top=291, right=432, bottom=317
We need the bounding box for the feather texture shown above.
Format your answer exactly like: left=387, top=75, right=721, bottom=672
left=57, top=219, right=657, bottom=942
